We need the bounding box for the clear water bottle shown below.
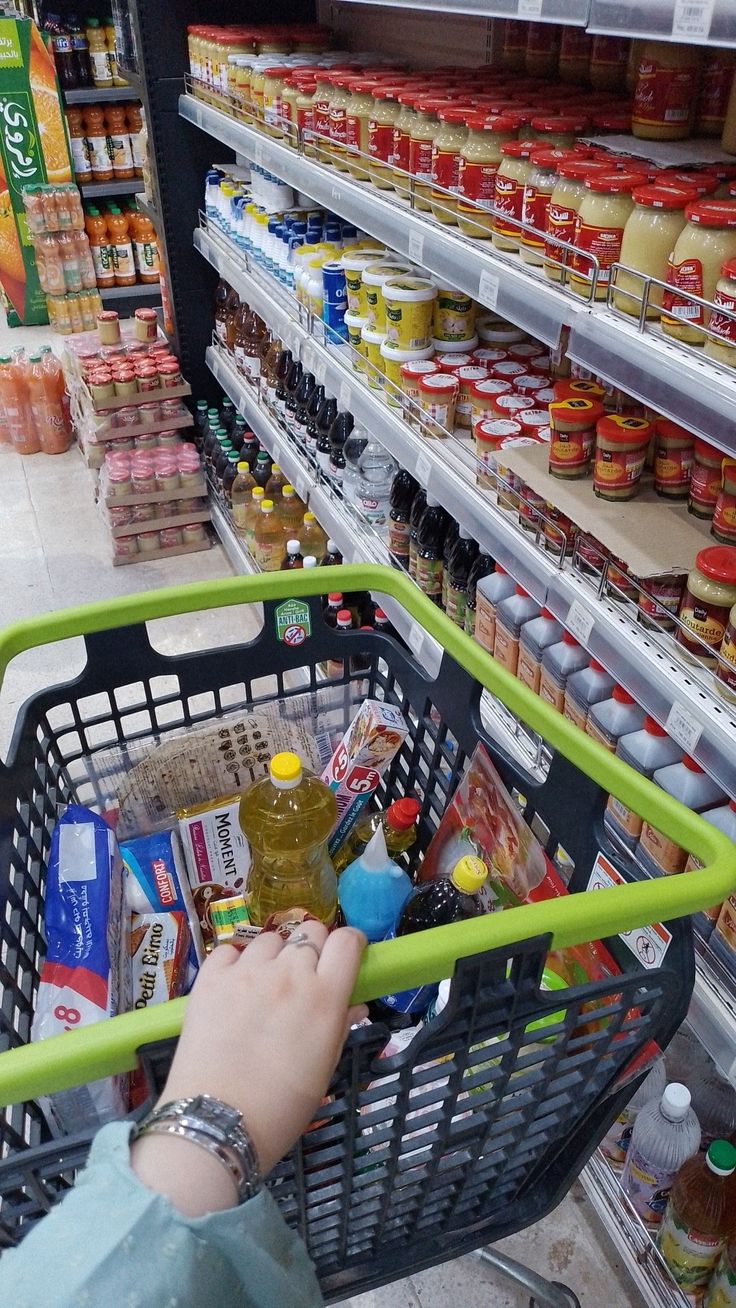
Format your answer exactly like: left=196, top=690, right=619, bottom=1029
left=621, top=1082, right=701, bottom=1227
left=356, top=441, right=397, bottom=534
left=343, top=424, right=369, bottom=506
left=205, top=170, right=221, bottom=222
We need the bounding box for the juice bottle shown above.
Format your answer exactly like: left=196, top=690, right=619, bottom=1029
left=338, top=826, right=414, bottom=941
left=67, top=293, right=84, bottom=333
left=105, top=105, right=135, bottom=179
left=239, top=751, right=338, bottom=927
left=621, top=1083, right=701, bottom=1227
left=244, top=485, right=265, bottom=554
left=57, top=232, right=82, bottom=292
left=254, top=498, right=283, bottom=571
left=389, top=467, right=418, bottom=570
left=106, top=206, right=136, bottom=286
left=563, top=659, right=615, bottom=732
left=37, top=233, right=66, bottom=295
left=637, top=757, right=723, bottom=877
left=539, top=633, right=589, bottom=712
left=445, top=528, right=479, bottom=627
left=27, top=354, right=70, bottom=455
left=333, top=797, right=422, bottom=875
left=125, top=102, right=145, bottom=176
left=300, top=511, right=327, bottom=558
left=231, top=461, right=255, bottom=534
left=282, top=540, right=304, bottom=569
left=604, top=719, right=682, bottom=849
left=706, top=1237, right=736, bottom=1306
left=493, top=586, right=540, bottom=675
left=278, top=485, right=306, bottom=538
left=517, top=608, right=564, bottom=694
left=83, top=106, right=113, bottom=182
left=65, top=108, right=92, bottom=184
left=658, top=1141, right=736, bottom=1294
left=415, top=495, right=450, bottom=605
left=85, top=206, right=115, bottom=288
left=73, top=229, right=97, bottom=288
left=86, top=18, right=113, bottom=88
left=0, top=355, right=38, bottom=454
left=465, top=552, right=495, bottom=638
left=105, top=17, right=125, bottom=86
left=586, top=685, right=645, bottom=752
left=265, top=464, right=287, bottom=501
left=130, top=210, right=160, bottom=283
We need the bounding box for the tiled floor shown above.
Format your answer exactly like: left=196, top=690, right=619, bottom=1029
left=0, top=315, right=643, bottom=1307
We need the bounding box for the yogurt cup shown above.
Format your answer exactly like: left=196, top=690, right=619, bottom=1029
left=418, top=371, right=459, bottom=438
left=345, top=309, right=368, bottom=373
left=380, top=339, right=434, bottom=408
left=432, top=284, right=477, bottom=343
left=432, top=334, right=479, bottom=355
left=477, top=313, right=527, bottom=345
left=361, top=323, right=387, bottom=389
left=382, top=275, right=438, bottom=349
left=340, top=248, right=386, bottom=313
left=362, top=259, right=414, bottom=330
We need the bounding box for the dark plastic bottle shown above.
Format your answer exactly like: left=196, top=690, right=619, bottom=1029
left=271, top=348, right=292, bottom=412
left=229, top=418, right=248, bottom=455
left=283, top=359, right=304, bottom=432
left=215, top=439, right=234, bottom=492
left=324, top=593, right=344, bottom=629
left=222, top=452, right=240, bottom=507
left=440, top=517, right=460, bottom=610
left=446, top=529, right=479, bottom=627
left=374, top=607, right=397, bottom=638
left=214, top=279, right=230, bottom=346
left=52, top=29, right=77, bottom=91
left=68, top=18, right=93, bottom=87
left=416, top=495, right=450, bottom=606
left=304, top=384, right=326, bottom=455
left=194, top=400, right=209, bottom=445
left=321, top=539, right=343, bottom=567
left=292, top=370, right=316, bottom=442
left=206, top=427, right=226, bottom=476
left=202, top=418, right=220, bottom=470
left=252, top=451, right=273, bottom=489
left=397, top=856, right=488, bottom=934
left=314, top=394, right=338, bottom=467
left=328, top=410, right=353, bottom=483
left=240, top=432, right=260, bottom=470
left=464, top=552, right=495, bottom=637
left=220, top=398, right=236, bottom=432
left=388, top=469, right=418, bottom=571
left=408, top=487, right=427, bottom=581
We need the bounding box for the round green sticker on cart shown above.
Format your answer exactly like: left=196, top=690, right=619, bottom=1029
left=275, top=598, right=312, bottom=647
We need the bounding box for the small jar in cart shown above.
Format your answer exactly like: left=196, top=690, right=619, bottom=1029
left=677, top=544, right=736, bottom=664
left=704, top=256, right=736, bottom=369
left=134, top=306, right=158, bottom=342
left=594, top=414, right=653, bottom=501
left=474, top=417, right=521, bottom=490
left=570, top=172, right=640, bottom=301
left=712, top=458, right=736, bottom=545
left=548, top=397, right=604, bottom=479
left=689, top=438, right=724, bottom=519
left=418, top=371, right=458, bottom=438
left=654, top=417, right=693, bottom=499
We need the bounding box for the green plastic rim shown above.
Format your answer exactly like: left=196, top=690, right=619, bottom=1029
left=0, top=563, right=734, bottom=1108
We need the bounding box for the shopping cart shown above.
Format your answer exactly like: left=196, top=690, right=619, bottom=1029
left=0, top=565, right=733, bottom=1308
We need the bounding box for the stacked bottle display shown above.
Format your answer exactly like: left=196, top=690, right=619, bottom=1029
left=65, top=102, right=146, bottom=186
left=46, top=15, right=126, bottom=90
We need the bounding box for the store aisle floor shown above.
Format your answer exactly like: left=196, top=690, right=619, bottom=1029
left=0, top=402, right=640, bottom=1308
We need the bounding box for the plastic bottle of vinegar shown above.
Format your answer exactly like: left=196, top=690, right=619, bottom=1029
left=659, top=1141, right=736, bottom=1295
left=604, top=717, right=682, bottom=849
left=239, top=751, right=338, bottom=926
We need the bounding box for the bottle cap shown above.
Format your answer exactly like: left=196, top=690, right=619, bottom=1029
left=337, top=610, right=352, bottom=624
left=303, top=556, right=318, bottom=568
left=451, top=855, right=488, bottom=894
left=706, top=1140, right=736, bottom=1176
left=387, top=797, right=421, bottom=830
left=326, top=538, right=338, bottom=552
left=287, top=539, right=300, bottom=553
left=328, top=592, right=343, bottom=603
left=643, top=715, right=667, bottom=736
left=270, top=751, right=302, bottom=787
left=261, top=499, right=274, bottom=512
left=660, top=1082, right=691, bottom=1122
left=282, top=484, right=295, bottom=495
left=237, top=461, right=250, bottom=473
left=612, top=685, right=635, bottom=704
left=252, top=486, right=265, bottom=499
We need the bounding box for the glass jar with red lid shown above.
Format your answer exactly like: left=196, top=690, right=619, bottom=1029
left=593, top=414, right=653, bottom=501
left=456, top=112, right=518, bottom=238
left=543, top=158, right=614, bottom=282
left=367, top=84, right=405, bottom=190
left=654, top=416, right=694, bottom=499
left=662, top=199, right=736, bottom=346
left=408, top=97, right=454, bottom=210
left=529, top=114, right=589, bottom=149
left=570, top=172, right=642, bottom=300
left=520, top=147, right=577, bottom=266
left=677, top=544, right=736, bottom=663
left=614, top=184, right=697, bottom=318
left=492, top=141, right=535, bottom=252
left=548, top=397, right=605, bottom=478
left=430, top=106, right=472, bottom=225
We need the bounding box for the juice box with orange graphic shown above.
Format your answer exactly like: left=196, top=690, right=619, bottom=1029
left=0, top=17, right=73, bottom=325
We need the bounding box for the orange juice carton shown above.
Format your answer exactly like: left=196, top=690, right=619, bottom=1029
left=0, top=17, right=73, bottom=324
left=321, top=700, right=409, bottom=854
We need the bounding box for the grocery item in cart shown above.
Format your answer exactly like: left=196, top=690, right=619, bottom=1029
left=338, top=826, right=413, bottom=942
left=321, top=699, right=409, bottom=855
left=130, top=910, right=190, bottom=1013
left=332, top=797, right=421, bottom=875
left=30, top=805, right=129, bottom=1134
left=121, top=828, right=204, bottom=981
left=177, top=795, right=250, bottom=943
left=621, top=1083, right=701, bottom=1226
left=600, top=1056, right=667, bottom=1165
left=239, top=751, right=338, bottom=927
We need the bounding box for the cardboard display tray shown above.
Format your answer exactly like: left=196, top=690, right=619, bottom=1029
left=500, top=442, right=712, bottom=579
left=103, top=477, right=207, bottom=507
left=88, top=380, right=191, bottom=413
left=109, top=508, right=211, bottom=539
left=89, top=410, right=194, bottom=443
left=112, top=536, right=212, bottom=567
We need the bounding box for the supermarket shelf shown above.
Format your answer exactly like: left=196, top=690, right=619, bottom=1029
left=194, top=223, right=736, bottom=798
left=588, top=0, right=736, bottom=46
left=688, top=956, right=736, bottom=1088
left=79, top=178, right=145, bottom=198
left=114, top=65, right=143, bottom=97
left=334, top=0, right=589, bottom=20
left=63, top=85, right=136, bottom=103
left=580, top=1152, right=690, bottom=1308
left=181, top=92, right=736, bottom=457
left=135, top=193, right=163, bottom=232
left=210, top=498, right=258, bottom=575
left=180, top=94, right=579, bottom=349
left=99, top=282, right=162, bottom=303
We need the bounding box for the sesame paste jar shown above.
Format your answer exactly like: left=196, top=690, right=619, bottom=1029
left=704, top=256, right=736, bottom=368
left=613, top=184, right=695, bottom=318
left=492, top=141, right=534, bottom=252
left=543, top=159, right=612, bottom=282
left=430, top=106, right=470, bottom=225
left=632, top=41, right=701, bottom=142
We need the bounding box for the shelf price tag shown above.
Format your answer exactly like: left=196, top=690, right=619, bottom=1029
left=408, top=231, right=424, bottom=264
left=478, top=269, right=500, bottom=312
left=665, top=702, right=703, bottom=754
left=672, top=0, right=715, bottom=38
left=415, top=452, right=431, bottom=488
left=517, top=0, right=543, bottom=15
left=295, top=470, right=311, bottom=502
left=565, top=599, right=595, bottom=647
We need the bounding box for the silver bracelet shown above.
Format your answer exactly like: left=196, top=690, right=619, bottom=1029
left=134, top=1095, right=262, bottom=1204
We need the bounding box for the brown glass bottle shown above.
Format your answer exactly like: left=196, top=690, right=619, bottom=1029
left=224, top=287, right=240, bottom=353
left=214, top=279, right=230, bottom=348
left=261, top=336, right=282, bottom=401
left=234, top=304, right=266, bottom=380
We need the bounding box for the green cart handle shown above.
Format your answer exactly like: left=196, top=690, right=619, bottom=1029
left=0, top=564, right=733, bottom=1109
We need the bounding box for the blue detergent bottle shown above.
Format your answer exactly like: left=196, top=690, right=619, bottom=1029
left=338, top=826, right=413, bottom=942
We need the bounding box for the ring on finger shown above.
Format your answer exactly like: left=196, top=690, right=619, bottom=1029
left=285, top=931, right=322, bottom=958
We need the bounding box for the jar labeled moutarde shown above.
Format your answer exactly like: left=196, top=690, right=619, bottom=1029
left=716, top=603, right=736, bottom=698
left=654, top=416, right=694, bottom=499
left=548, top=397, right=604, bottom=479
left=712, top=458, right=736, bottom=545
left=571, top=172, right=640, bottom=300
left=638, top=573, right=687, bottom=631
left=677, top=545, right=736, bottom=664
left=457, top=113, right=517, bottom=238
left=662, top=200, right=736, bottom=345
left=690, top=438, right=724, bottom=519
left=492, top=141, right=534, bottom=252
left=594, top=414, right=653, bottom=501
left=704, top=256, right=736, bottom=368
left=614, top=185, right=695, bottom=318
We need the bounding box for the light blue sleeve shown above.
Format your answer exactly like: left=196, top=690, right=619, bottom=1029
left=0, top=1120, right=324, bottom=1308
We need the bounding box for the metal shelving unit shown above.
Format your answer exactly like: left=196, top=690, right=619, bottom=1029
left=588, top=0, right=736, bottom=45
left=78, top=178, right=145, bottom=199
left=63, top=85, right=136, bottom=103
left=99, top=282, right=162, bottom=303
left=334, top=0, right=590, bottom=21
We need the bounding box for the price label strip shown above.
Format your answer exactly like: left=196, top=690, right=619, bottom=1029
left=565, top=598, right=595, bottom=647
left=408, top=231, right=424, bottom=264
left=517, top=0, right=543, bottom=15
left=665, top=702, right=703, bottom=754
left=478, top=269, right=500, bottom=312
left=672, top=0, right=715, bottom=38
left=415, top=452, right=432, bottom=489
left=587, top=853, right=672, bottom=969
